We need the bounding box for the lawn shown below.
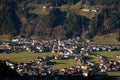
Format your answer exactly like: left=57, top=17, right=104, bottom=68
left=0, top=51, right=77, bottom=70
left=28, top=2, right=96, bottom=19
left=91, top=51, right=120, bottom=63
left=107, top=72, right=120, bottom=77
left=93, top=33, right=120, bottom=45
left=83, top=51, right=120, bottom=65
left=58, top=5, right=69, bottom=11
left=51, top=59, right=77, bottom=70
left=0, top=51, right=120, bottom=67
left=29, top=3, right=49, bottom=15
left=58, top=3, right=96, bottom=19
left=0, top=51, right=120, bottom=77
left=0, top=35, right=11, bottom=41
left=107, top=72, right=120, bottom=80
left=0, top=51, right=61, bottom=63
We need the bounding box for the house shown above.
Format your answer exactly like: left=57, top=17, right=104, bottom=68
left=81, top=9, right=98, bottom=13
left=0, top=49, right=12, bottom=53
left=91, top=9, right=97, bottom=12
left=43, top=5, right=53, bottom=11
left=81, top=9, right=90, bottom=12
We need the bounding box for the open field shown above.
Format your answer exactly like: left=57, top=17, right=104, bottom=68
left=85, top=51, right=120, bottom=64
left=28, top=3, right=49, bottom=15
left=107, top=72, right=120, bottom=80
left=92, top=51, right=120, bottom=62
left=28, top=2, right=96, bottom=19
left=0, top=51, right=120, bottom=67
left=0, top=35, right=11, bottom=41
left=0, top=51, right=76, bottom=70
left=0, top=51, right=120, bottom=78
left=0, top=51, right=62, bottom=63
left=93, top=33, right=120, bottom=45
left=51, top=59, right=77, bottom=70
left=108, top=72, right=120, bottom=76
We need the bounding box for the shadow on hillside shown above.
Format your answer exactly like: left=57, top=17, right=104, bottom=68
left=0, top=61, right=27, bottom=80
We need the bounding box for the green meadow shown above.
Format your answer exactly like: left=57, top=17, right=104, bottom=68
left=0, top=51, right=120, bottom=78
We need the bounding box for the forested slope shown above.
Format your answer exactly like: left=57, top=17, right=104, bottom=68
left=0, top=0, right=120, bottom=40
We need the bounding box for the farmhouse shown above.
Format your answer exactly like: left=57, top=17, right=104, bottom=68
left=43, top=5, right=53, bottom=11
left=81, top=9, right=98, bottom=13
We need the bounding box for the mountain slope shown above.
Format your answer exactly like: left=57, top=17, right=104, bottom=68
left=0, top=0, right=120, bottom=41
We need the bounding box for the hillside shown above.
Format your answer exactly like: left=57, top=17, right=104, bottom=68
left=0, top=0, right=120, bottom=41
left=29, top=1, right=97, bottom=19
left=93, top=33, right=120, bottom=45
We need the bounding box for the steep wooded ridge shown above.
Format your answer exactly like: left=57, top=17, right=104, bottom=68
left=0, top=0, right=120, bottom=40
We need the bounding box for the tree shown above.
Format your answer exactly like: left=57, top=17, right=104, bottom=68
left=1, top=15, right=16, bottom=34
left=52, top=25, right=67, bottom=39
left=117, top=30, right=120, bottom=41
left=45, top=8, right=66, bottom=28
left=0, top=0, right=21, bottom=35
left=89, top=8, right=120, bottom=35
left=65, top=13, right=89, bottom=38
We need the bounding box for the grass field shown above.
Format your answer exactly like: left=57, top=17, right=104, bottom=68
left=0, top=51, right=120, bottom=77
left=107, top=72, right=120, bottom=76
left=28, top=3, right=49, bottom=15
left=0, top=35, right=11, bottom=41
left=0, top=51, right=62, bottom=63
left=92, top=51, right=120, bottom=62
left=0, top=51, right=120, bottom=66
left=51, top=59, right=77, bottom=70
left=107, top=72, right=120, bottom=80
left=0, top=51, right=76, bottom=70
left=84, top=51, right=120, bottom=64
left=93, top=33, right=120, bottom=45
left=28, top=2, right=96, bottom=19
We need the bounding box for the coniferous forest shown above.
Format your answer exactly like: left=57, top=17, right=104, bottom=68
left=0, top=0, right=120, bottom=39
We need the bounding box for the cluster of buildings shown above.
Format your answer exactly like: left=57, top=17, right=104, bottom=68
left=5, top=52, right=120, bottom=80
left=81, top=9, right=98, bottom=12
left=3, top=55, right=103, bottom=80
left=0, top=37, right=120, bottom=55
left=98, top=55, right=120, bottom=72
left=0, top=37, right=120, bottom=80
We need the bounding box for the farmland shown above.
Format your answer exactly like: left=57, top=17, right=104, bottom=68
left=0, top=51, right=120, bottom=69
left=0, top=51, right=120, bottom=73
